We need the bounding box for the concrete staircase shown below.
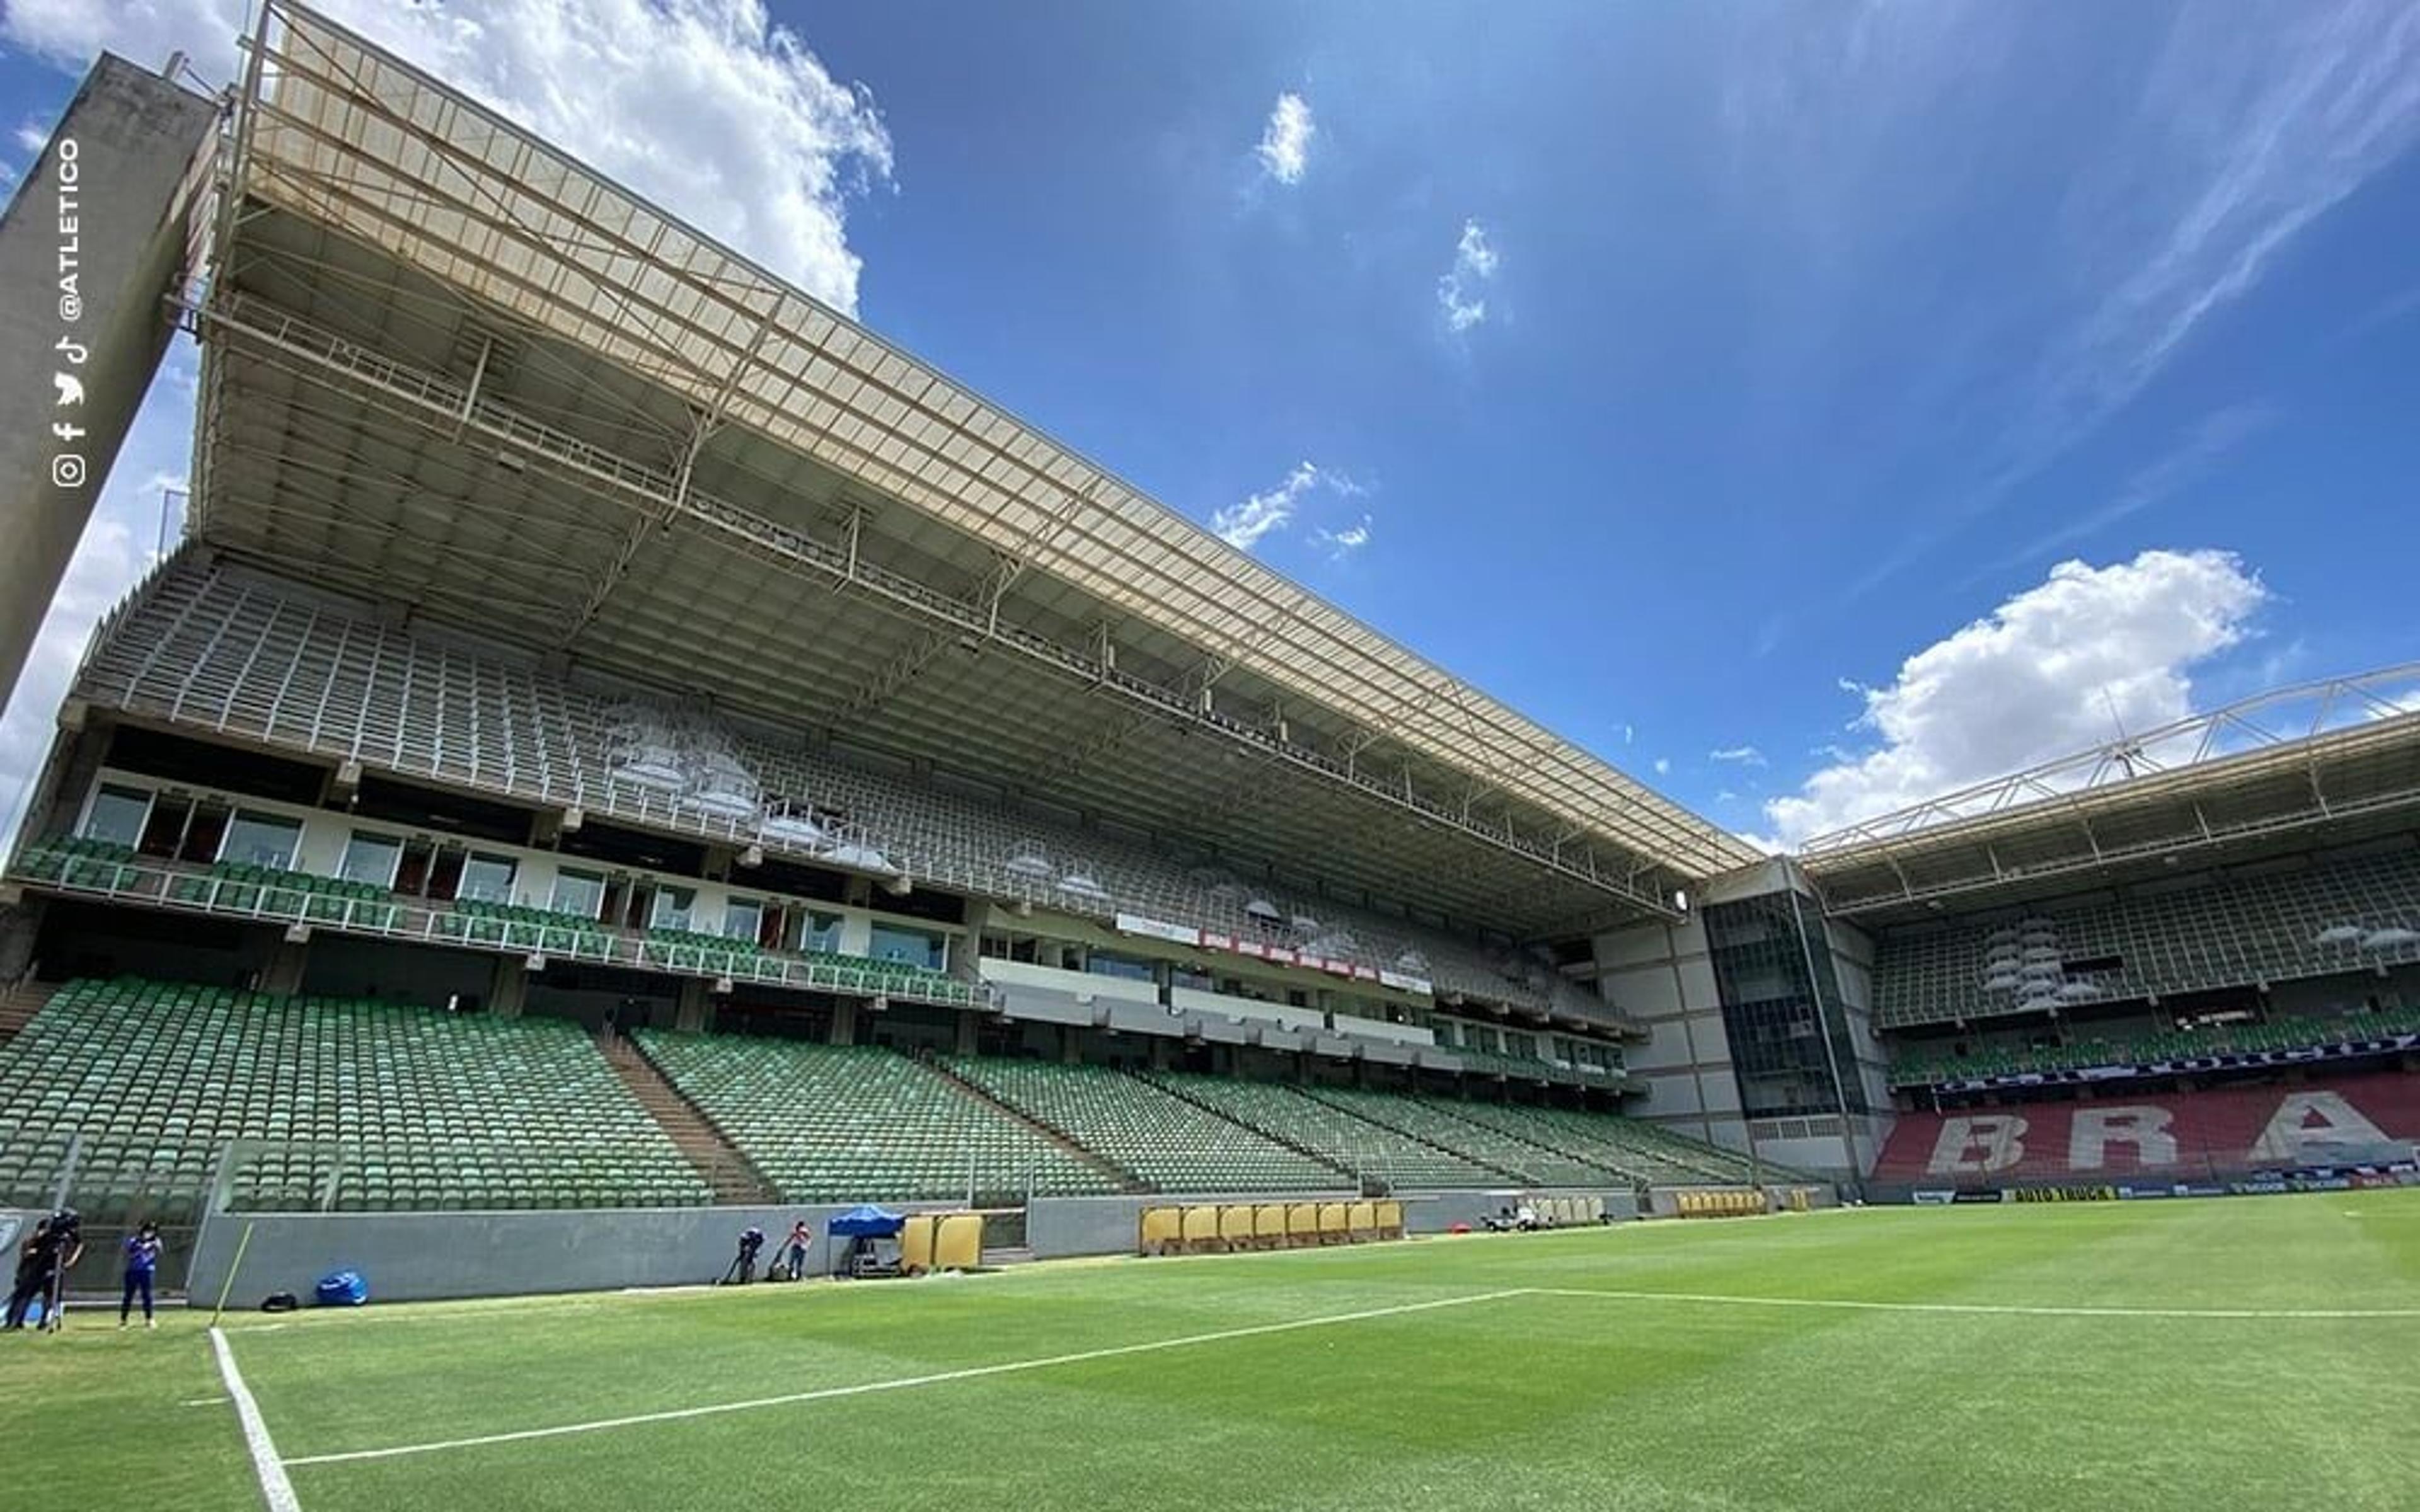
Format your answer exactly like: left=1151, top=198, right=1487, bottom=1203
left=601, top=1032, right=779, bottom=1206
left=0, top=979, right=58, bottom=1048
left=925, top=1057, right=1148, bottom=1193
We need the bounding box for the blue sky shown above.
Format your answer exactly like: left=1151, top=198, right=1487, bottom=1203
left=3, top=1, right=2416, bottom=854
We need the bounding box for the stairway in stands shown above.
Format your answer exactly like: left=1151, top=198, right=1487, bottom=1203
left=0, top=980, right=57, bottom=1047
left=925, top=1058, right=1147, bottom=1193
left=602, top=1032, right=779, bottom=1205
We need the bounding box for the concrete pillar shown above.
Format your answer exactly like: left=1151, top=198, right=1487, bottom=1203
left=488, top=956, right=527, bottom=1018
left=1060, top=1025, right=1081, bottom=1064
left=262, top=937, right=309, bottom=995
left=0, top=899, right=44, bottom=982
left=953, top=1009, right=977, bottom=1057
left=831, top=999, right=858, bottom=1046
left=675, top=978, right=709, bottom=1033
left=0, top=60, right=218, bottom=713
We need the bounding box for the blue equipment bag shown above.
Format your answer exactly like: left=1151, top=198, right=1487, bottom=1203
left=314, top=1271, right=368, bottom=1307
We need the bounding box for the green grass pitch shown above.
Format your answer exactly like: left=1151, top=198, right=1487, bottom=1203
left=11, top=1191, right=2420, bottom=1511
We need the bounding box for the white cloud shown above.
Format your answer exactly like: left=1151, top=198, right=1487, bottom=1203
left=14, top=121, right=46, bottom=156
left=1254, top=91, right=1315, bottom=185
left=1437, top=219, right=1499, bottom=332
left=1652, top=757, right=1671, bottom=776
left=2, top=0, right=894, bottom=316
left=1764, top=549, right=2268, bottom=849
left=1211, top=462, right=1364, bottom=553
left=1310, top=514, right=1373, bottom=560
left=1709, top=745, right=1766, bottom=767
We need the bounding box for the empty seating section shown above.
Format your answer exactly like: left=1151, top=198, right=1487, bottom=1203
left=0, top=980, right=708, bottom=1217
left=635, top=1033, right=1122, bottom=1200
left=1872, top=1072, right=2420, bottom=1184
left=1298, top=1086, right=1615, bottom=1186
left=1441, top=1101, right=1769, bottom=1184
left=1872, top=852, right=2420, bottom=1027
left=947, top=1058, right=1345, bottom=1192
left=69, top=558, right=1609, bottom=1023
left=1143, top=1073, right=1501, bottom=1188
left=1890, top=1004, right=2420, bottom=1086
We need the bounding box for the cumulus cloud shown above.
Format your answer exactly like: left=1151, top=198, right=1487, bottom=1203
left=1764, top=549, right=2268, bottom=848
left=1437, top=219, right=1499, bottom=332
left=1709, top=745, right=1766, bottom=767
left=1211, top=462, right=1365, bottom=553
left=1255, top=91, right=1315, bottom=185
left=1, top=0, right=894, bottom=315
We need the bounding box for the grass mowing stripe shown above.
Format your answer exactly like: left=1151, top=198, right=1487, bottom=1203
left=210, top=1327, right=302, bottom=1512
left=284, top=1288, right=1529, bottom=1469
left=1530, top=1286, right=2420, bottom=1319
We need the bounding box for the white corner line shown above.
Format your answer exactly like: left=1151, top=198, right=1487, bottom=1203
left=211, top=1326, right=303, bottom=1512
left=285, top=1288, right=1528, bottom=1469
left=1526, top=1286, right=2420, bottom=1320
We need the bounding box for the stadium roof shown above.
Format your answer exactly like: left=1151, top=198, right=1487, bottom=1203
left=1799, top=665, right=2420, bottom=922
left=178, top=1, right=1753, bottom=940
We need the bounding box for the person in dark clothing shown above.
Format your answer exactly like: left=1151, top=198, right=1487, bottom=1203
left=120, top=1221, right=164, bottom=1329
left=4, top=1210, right=83, bottom=1332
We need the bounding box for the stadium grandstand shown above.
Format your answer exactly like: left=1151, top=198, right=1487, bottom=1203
left=0, top=4, right=1795, bottom=1303
left=3, top=5, right=2415, bottom=1320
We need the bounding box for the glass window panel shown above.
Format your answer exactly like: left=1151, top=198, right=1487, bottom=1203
left=551, top=868, right=605, bottom=920
left=802, top=911, right=843, bottom=953
left=652, top=887, right=697, bottom=931
left=723, top=898, right=762, bottom=942
left=869, top=923, right=943, bottom=971
left=220, top=811, right=302, bottom=871
left=83, top=785, right=151, bottom=849
left=338, top=832, right=402, bottom=888
left=458, top=854, right=517, bottom=903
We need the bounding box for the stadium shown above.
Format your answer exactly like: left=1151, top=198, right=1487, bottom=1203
left=2, top=8, right=2416, bottom=1509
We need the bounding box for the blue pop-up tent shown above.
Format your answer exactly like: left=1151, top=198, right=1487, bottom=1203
left=827, top=1204, right=906, bottom=1238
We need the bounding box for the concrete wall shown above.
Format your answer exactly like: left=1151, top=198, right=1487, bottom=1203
left=185, top=1200, right=985, bottom=1305
left=184, top=1184, right=1655, bottom=1305
left=0, top=59, right=217, bottom=713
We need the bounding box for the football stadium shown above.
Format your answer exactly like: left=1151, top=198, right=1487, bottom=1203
left=2, top=8, right=2416, bottom=1509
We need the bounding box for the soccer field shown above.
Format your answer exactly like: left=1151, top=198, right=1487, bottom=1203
left=13, top=1193, right=2420, bottom=1511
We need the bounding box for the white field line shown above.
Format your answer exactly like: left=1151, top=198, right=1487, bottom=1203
left=1528, top=1287, right=2420, bottom=1320
left=283, top=1288, right=1527, bottom=1469
left=210, top=1327, right=302, bottom=1512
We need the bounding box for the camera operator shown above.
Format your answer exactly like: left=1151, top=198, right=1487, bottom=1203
left=722, top=1224, right=766, bottom=1285
left=4, top=1209, right=83, bottom=1332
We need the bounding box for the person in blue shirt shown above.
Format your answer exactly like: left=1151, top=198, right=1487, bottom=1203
left=119, top=1221, right=163, bottom=1330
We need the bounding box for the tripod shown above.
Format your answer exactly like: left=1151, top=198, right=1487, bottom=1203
left=718, top=1243, right=761, bottom=1286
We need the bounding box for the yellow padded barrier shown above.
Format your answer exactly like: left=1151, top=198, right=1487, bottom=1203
left=1346, top=1200, right=1376, bottom=1240
left=1220, top=1205, right=1256, bottom=1248
left=934, top=1212, right=983, bottom=1270
left=901, top=1213, right=937, bottom=1273
left=1253, top=1203, right=1287, bottom=1247
left=1585, top=1196, right=1605, bottom=1223
left=1286, top=1203, right=1320, bottom=1247
left=1182, top=1205, right=1221, bottom=1251
left=1139, top=1206, right=1182, bottom=1256
left=1374, top=1199, right=1403, bottom=1238
left=1317, top=1202, right=1349, bottom=1243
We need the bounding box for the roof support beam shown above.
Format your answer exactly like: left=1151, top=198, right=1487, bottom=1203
left=188, top=293, right=1677, bottom=919
left=832, top=552, right=1025, bottom=724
